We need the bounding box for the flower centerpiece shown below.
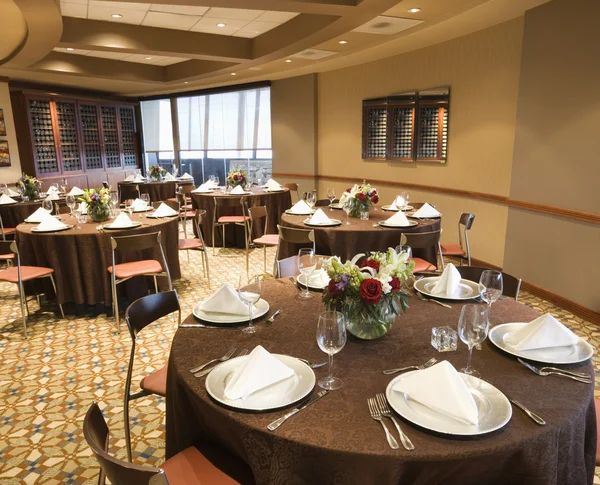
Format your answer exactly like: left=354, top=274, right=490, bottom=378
left=226, top=169, right=247, bottom=188
left=149, top=164, right=166, bottom=181
left=80, top=187, right=111, bottom=222
left=339, top=181, right=379, bottom=218
left=322, top=248, right=414, bottom=339
left=17, top=173, right=42, bottom=200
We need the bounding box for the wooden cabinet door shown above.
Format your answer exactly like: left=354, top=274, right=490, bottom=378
left=118, top=106, right=138, bottom=169
left=78, top=102, right=104, bottom=171
left=55, top=99, right=83, bottom=173
left=100, top=105, right=122, bottom=170
left=27, top=97, right=61, bottom=176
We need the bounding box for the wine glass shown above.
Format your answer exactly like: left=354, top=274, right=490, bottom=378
left=479, top=270, right=503, bottom=322
left=42, top=198, right=53, bottom=213
left=0, top=183, right=7, bottom=195
left=316, top=311, right=346, bottom=390
left=457, top=304, right=489, bottom=378
left=395, top=193, right=406, bottom=209
left=403, top=192, right=411, bottom=209
left=326, top=188, right=336, bottom=211
left=214, top=176, right=220, bottom=187
left=297, top=248, right=316, bottom=299
left=342, top=199, right=352, bottom=225
left=140, top=193, right=150, bottom=217
left=124, top=199, right=134, bottom=218
left=306, top=191, right=316, bottom=209
left=66, top=195, right=76, bottom=216
left=238, top=274, right=262, bottom=334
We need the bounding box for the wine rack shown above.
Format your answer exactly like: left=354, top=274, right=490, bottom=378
left=119, top=107, right=137, bottom=167
left=79, top=104, right=103, bottom=170
left=101, top=106, right=122, bottom=169
left=55, top=101, right=82, bottom=172
left=29, top=99, right=59, bottom=175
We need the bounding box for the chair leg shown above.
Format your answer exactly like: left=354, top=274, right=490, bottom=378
left=186, top=250, right=190, bottom=264
left=112, top=277, right=120, bottom=334
left=204, top=251, right=211, bottom=290
left=124, top=397, right=133, bottom=463
left=49, top=274, right=65, bottom=318
left=222, top=225, right=226, bottom=250
left=263, top=246, right=267, bottom=274
left=153, top=275, right=158, bottom=294
left=212, top=224, right=216, bottom=256
left=18, top=282, right=27, bottom=338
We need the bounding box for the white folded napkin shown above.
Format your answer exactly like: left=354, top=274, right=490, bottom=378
left=304, top=268, right=330, bottom=287
left=131, top=198, right=148, bottom=211
left=308, top=209, right=331, bottom=225
left=265, top=178, right=281, bottom=190
left=192, top=184, right=211, bottom=193
left=504, top=314, right=579, bottom=351
left=224, top=345, right=295, bottom=400
left=393, top=360, right=479, bottom=425
left=26, top=207, right=53, bottom=223
left=385, top=211, right=410, bottom=226
left=36, top=217, right=68, bottom=231
left=79, top=201, right=88, bottom=215
left=413, top=203, right=440, bottom=218
left=6, top=188, right=19, bottom=197
left=0, top=194, right=17, bottom=205
left=389, top=200, right=398, bottom=210
left=205, top=180, right=218, bottom=188
left=164, top=173, right=175, bottom=181
left=47, top=186, right=59, bottom=194
left=395, top=195, right=406, bottom=208
left=180, top=172, right=193, bottom=180
left=45, top=193, right=60, bottom=201
left=124, top=175, right=134, bottom=182
left=133, top=175, right=145, bottom=183
left=289, top=199, right=313, bottom=214
left=230, top=185, right=245, bottom=195
left=431, top=263, right=462, bottom=296
left=68, top=186, right=84, bottom=196
left=110, top=212, right=133, bottom=228
left=152, top=203, right=178, bottom=218
left=199, top=284, right=255, bottom=316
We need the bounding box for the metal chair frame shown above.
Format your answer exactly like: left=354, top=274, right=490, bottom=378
left=178, top=209, right=211, bottom=288
left=442, top=213, right=475, bottom=266
left=248, top=206, right=278, bottom=275
left=0, top=214, right=16, bottom=241
left=211, top=196, right=250, bottom=257
left=275, top=225, right=315, bottom=277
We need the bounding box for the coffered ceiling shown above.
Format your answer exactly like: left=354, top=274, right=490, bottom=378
left=0, top=0, right=551, bottom=96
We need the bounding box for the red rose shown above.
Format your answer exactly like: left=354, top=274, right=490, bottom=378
left=328, top=279, right=343, bottom=296
left=390, top=277, right=401, bottom=292
left=346, top=188, right=351, bottom=193
left=357, top=193, right=366, bottom=201
left=360, top=278, right=382, bottom=305
left=233, top=174, right=238, bottom=180
left=361, top=259, right=380, bottom=272
left=372, top=195, right=379, bottom=204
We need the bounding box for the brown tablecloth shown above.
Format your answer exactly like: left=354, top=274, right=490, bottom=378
left=15, top=214, right=181, bottom=305
left=166, top=279, right=595, bottom=485
left=280, top=207, right=441, bottom=264
left=191, top=188, right=292, bottom=248
left=0, top=199, right=70, bottom=228
left=118, top=181, right=178, bottom=203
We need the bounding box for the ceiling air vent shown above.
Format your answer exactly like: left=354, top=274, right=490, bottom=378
left=352, top=15, right=423, bottom=35
left=291, top=49, right=338, bottom=60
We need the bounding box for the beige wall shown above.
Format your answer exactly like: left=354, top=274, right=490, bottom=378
left=316, top=19, right=524, bottom=267
left=0, top=80, right=22, bottom=183
left=503, top=0, right=600, bottom=311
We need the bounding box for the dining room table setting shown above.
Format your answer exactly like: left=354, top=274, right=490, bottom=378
left=165, top=245, right=595, bottom=485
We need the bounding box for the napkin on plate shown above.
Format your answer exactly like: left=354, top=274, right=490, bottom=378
left=303, top=268, right=330, bottom=287
left=431, top=263, right=462, bottom=296
left=45, top=193, right=60, bottom=201
left=164, top=173, right=175, bottom=181
left=152, top=203, right=178, bottom=217
left=68, top=186, right=84, bottom=196
left=205, top=180, right=218, bottom=188
left=133, top=175, right=145, bottom=183
left=224, top=345, right=295, bottom=400
left=265, top=179, right=282, bottom=190
left=131, top=198, right=148, bottom=211
left=288, top=199, right=313, bottom=214
left=389, top=199, right=398, bottom=210
left=124, top=175, right=134, bottom=182
left=26, top=207, right=53, bottom=223
left=36, top=217, right=68, bottom=232
left=230, top=185, right=246, bottom=195
left=0, top=194, right=17, bottom=205
left=199, top=284, right=256, bottom=316
left=308, top=209, right=332, bottom=225
left=5, top=188, right=19, bottom=197
left=192, top=184, right=211, bottom=193
left=47, top=186, right=59, bottom=194
left=392, top=360, right=479, bottom=425
left=385, top=211, right=410, bottom=226
left=179, top=172, right=193, bottom=180
left=110, top=212, right=134, bottom=228
left=79, top=201, right=88, bottom=215
left=412, top=203, right=440, bottom=218
left=504, top=313, right=579, bottom=351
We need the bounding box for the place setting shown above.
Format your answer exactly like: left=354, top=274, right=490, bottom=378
left=100, top=211, right=143, bottom=231
left=146, top=202, right=179, bottom=219
left=30, top=215, right=73, bottom=233
left=263, top=178, right=285, bottom=192
left=382, top=192, right=413, bottom=212
left=295, top=250, right=331, bottom=292
left=377, top=210, right=418, bottom=228
left=0, top=193, right=19, bottom=206
left=414, top=263, right=479, bottom=302
left=406, top=202, right=441, bottom=220
left=285, top=199, right=315, bottom=216
left=303, top=208, right=342, bottom=227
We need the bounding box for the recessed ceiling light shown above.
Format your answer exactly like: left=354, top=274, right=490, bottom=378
left=338, top=40, right=348, bottom=44
left=112, top=13, right=122, bottom=18
left=184, top=81, right=189, bottom=84
left=231, top=73, right=237, bottom=76
left=407, top=8, right=421, bottom=13
left=285, top=59, right=292, bottom=63
left=216, top=23, right=226, bottom=27
left=144, top=56, right=152, bottom=60
left=66, top=48, right=75, bottom=51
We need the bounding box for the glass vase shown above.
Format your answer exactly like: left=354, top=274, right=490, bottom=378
left=344, top=301, right=395, bottom=340
left=24, top=188, right=39, bottom=200
left=348, top=199, right=370, bottom=218
left=88, top=203, right=111, bottom=222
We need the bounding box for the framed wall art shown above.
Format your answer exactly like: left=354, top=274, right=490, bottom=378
left=0, top=109, right=6, bottom=136
left=0, top=140, right=11, bottom=167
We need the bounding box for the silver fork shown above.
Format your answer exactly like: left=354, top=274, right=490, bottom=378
left=539, top=365, right=590, bottom=379
left=195, top=349, right=249, bottom=377
left=383, top=357, right=438, bottom=375
left=518, top=358, right=591, bottom=383
left=297, top=358, right=328, bottom=369
left=266, top=309, right=282, bottom=323
left=416, top=292, right=452, bottom=309
left=376, top=394, right=414, bottom=451
left=367, top=398, right=399, bottom=449
left=189, top=347, right=236, bottom=374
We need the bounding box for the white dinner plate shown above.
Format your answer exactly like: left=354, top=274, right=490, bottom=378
left=285, top=209, right=314, bottom=216
left=226, top=191, right=252, bottom=195
left=297, top=271, right=330, bottom=290
left=303, top=218, right=342, bottom=227
left=385, top=371, right=512, bottom=436
left=329, top=203, right=343, bottom=210
left=264, top=188, right=286, bottom=193
left=378, top=220, right=419, bottom=228
left=31, top=224, right=72, bottom=233
left=407, top=212, right=441, bottom=219
left=192, top=298, right=270, bottom=324
left=146, top=213, right=179, bottom=219
left=132, top=207, right=153, bottom=213
left=0, top=201, right=18, bottom=206
left=24, top=215, right=61, bottom=223
left=381, top=205, right=414, bottom=212
left=206, top=354, right=315, bottom=411
left=102, top=221, right=143, bottom=230
left=414, top=277, right=479, bottom=300
left=488, top=322, right=594, bottom=364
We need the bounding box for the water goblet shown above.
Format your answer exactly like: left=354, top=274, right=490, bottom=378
left=316, top=311, right=346, bottom=390
left=478, top=270, right=503, bottom=323
left=42, top=198, right=53, bottom=213
left=140, top=193, right=150, bottom=217
left=297, top=248, right=316, bottom=299
left=326, top=188, right=336, bottom=211
left=214, top=176, right=220, bottom=187
left=395, top=194, right=406, bottom=209
left=124, top=199, right=134, bottom=218
left=342, top=201, right=352, bottom=225
left=458, top=304, right=489, bottom=378
left=238, top=274, right=262, bottom=334
left=306, top=191, right=316, bottom=209
left=0, top=183, right=7, bottom=195
left=66, top=195, right=76, bottom=217
left=403, top=192, right=410, bottom=209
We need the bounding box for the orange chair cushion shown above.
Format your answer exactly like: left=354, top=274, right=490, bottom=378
left=161, top=446, right=240, bottom=485
left=167, top=197, right=177, bottom=202
left=179, top=238, right=203, bottom=250
left=0, top=254, right=15, bottom=260
left=253, top=234, right=279, bottom=246
left=411, top=258, right=436, bottom=273
left=107, top=260, right=163, bottom=278
left=140, top=363, right=167, bottom=397
left=180, top=211, right=196, bottom=218
left=0, top=265, right=53, bottom=283
left=218, top=216, right=250, bottom=224
left=440, top=243, right=465, bottom=256
left=1, top=227, right=16, bottom=235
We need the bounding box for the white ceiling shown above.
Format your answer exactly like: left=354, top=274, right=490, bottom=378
left=53, top=47, right=188, bottom=65
left=59, top=1, right=299, bottom=38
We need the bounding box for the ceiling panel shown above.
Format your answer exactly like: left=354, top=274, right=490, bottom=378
left=234, top=20, right=279, bottom=37
left=142, top=10, right=201, bottom=30
left=255, top=11, right=298, bottom=23
left=87, top=5, right=147, bottom=24
left=190, top=17, right=250, bottom=35
left=152, top=56, right=188, bottom=65
left=60, top=2, right=87, bottom=18
left=84, top=50, right=131, bottom=60
left=88, top=0, right=150, bottom=11
left=203, top=7, right=263, bottom=21
left=149, top=4, right=209, bottom=16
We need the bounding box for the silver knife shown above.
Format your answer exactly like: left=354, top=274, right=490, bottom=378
left=267, top=390, right=329, bottom=431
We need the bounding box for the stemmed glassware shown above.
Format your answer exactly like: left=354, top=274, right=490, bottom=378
left=316, top=311, right=347, bottom=390
left=42, top=198, right=53, bottom=213
left=0, top=183, right=7, bottom=195
left=297, top=248, right=316, bottom=299
left=124, top=199, right=134, bottom=218
left=342, top=199, right=352, bottom=225
left=66, top=195, right=76, bottom=217
left=306, top=191, right=316, bottom=210
left=326, top=188, right=336, bottom=211
left=238, top=274, right=262, bottom=334
left=140, top=193, right=150, bottom=217
left=478, top=270, right=503, bottom=323
left=457, top=304, right=489, bottom=378
left=403, top=191, right=410, bottom=209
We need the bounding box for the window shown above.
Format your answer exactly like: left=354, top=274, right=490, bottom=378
left=140, top=99, right=175, bottom=173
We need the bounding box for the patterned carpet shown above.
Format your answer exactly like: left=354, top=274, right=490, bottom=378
left=0, top=246, right=597, bottom=484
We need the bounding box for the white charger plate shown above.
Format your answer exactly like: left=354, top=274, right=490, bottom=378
left=226, top=191, right=252, bottom=196
left=329, top=203, right=343, bottom=210
left=285, top=209, right=314, bottom=216
left=385, top=371, right=512, bottom=436
left=381, top=205, right=414, bottom=212
left=31, top=224, right=72, bottom=233
left=378, top=220, right=419, bottom=228
left=407, top=212, right=441, bottom=219
left=206, top=354, right=315, bottom=411
left=146, top=213, right=179, bottom=219
left=193, top=298, right=269, bottom=324
left=102, top=221, right=143, bottom=230
left=0, top=201, right=18, bottom=206
left=264, top=188, right=285, bottom=193
left=24, top=215, right=61, bottom=223
left=297, top=271, right=330, bottom=290
left=132, top=207, right=153, bottom=213
left=303, top=218, right=342, bottom=227
left=414, top=277, right=479, bottom=300
left=488, top=322, right=594, bottom=364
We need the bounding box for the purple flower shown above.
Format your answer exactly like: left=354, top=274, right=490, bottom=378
left=335, top=274, right=350, bottom=292
left=91, top=193, right=100, bottom=201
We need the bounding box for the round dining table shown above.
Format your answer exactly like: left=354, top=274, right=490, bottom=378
left=191, top=187, right=292, bottom=248
left=118, top=180, right=179, bottom=203
left=0, top=199, right=69, bottom=228
left=15, top=213, right=181, bottom=306
left=166, top=278, right=595, bottom=485
left=279, top=206, right=441, bottom=264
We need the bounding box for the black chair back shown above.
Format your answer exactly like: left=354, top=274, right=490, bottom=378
left=455, top=266, right=522, bottom=301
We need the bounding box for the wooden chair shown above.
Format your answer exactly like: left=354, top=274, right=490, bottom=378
left=176, top=192, right=196, bottom=239
left=276, top=225, right=315, bottom=277
left=283, top=183, right=299, bottom=202
left=441, top=213, right=475, bottom=266
left=178, top=209, right=211, bottom=288
left=0, top=214, right=16, bottom=241
left=212, top=197, right=250, bottom=256
left=108, top=232, right=172, bottom=333
left=400, top=230, right=444, bottom=273
left=248, top=206, right=279, bottom=275
left=595, top=399, right=600, bottom=465
left=0, top=241, right=64, bottom=338
left=83, top=401, right=242, bottom=485
left=53, top=203, right=72, bottom=215
left=123, top=291, right=180, bottom=462
left=455, top=266, right=522, bottom=301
